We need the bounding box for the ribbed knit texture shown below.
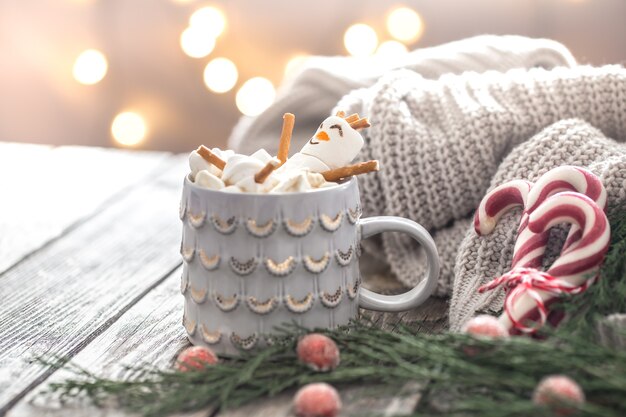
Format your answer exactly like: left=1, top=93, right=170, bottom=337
left=449, top=119, right=626, bottom=330
left=229, top=36, right=626, bottom=330
left=335, top=65, right=626, bottom=328
left=228, top=35, right=576, bottom=156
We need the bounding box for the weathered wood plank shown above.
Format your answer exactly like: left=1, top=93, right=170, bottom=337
left=8, top=262, right=426, bottom=417
left=0, top=155, right=187, bottom=414
left=8, top=267, right=195, bottom=417
left=0, top=142, right=171, bottom=275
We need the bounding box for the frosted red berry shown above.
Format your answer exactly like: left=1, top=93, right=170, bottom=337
left=533, top=375, right=585, bottom=416
left=296, top=333, right=340, bottom=372
left=293, top=382, right=341, bottom=417
left=462, top=315, right=510, bottom=338
left=176, top=345, right=218, bottom=371
left=461, top=315, right=509, bottom=356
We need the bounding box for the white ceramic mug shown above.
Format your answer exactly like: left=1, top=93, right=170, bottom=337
left=180, top=176, right=439, bottom=354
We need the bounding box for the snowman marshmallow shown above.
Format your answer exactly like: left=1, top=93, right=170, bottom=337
left=278, top=111, right=370, bottom=173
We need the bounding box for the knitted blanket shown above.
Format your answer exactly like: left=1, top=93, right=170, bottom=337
left=228, top=36, right=626, bottom=330
left=229, top=35, right=575, bottom=156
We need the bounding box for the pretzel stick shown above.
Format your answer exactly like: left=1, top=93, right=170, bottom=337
left=321, top=160, right=379, bottom=182
left=335, top=110, right=346, bottom=118
left=344, top=113, right=359, bottom=123
left=277, top=113, right=295, bottom=164
left=197, top=145, right=226, bottom=170
left=254, top=158, right=280, bottom=184
left=349, top=118, right=371, bottom=130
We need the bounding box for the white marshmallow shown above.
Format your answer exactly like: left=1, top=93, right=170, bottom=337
left=194, top=170, right=225, bottom=190
left=222, top=185, right=242, bottom=193
left=299, top=115, right=364, bottom=169
left=250, top=148, right=273, bottom=164
left=221, top=155, right=266, bottom=185
left=276, top=152, right=329, bottom=174
left=189, top=147, right=235, bottom=178
left=271, top=172, right=312, bottom=193
left=235, top=174, right=279, bottom=193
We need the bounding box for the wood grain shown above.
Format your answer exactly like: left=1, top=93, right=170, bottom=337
left=0, top=155, right=187, bottom=414
left=0, top=142, right=171, bottom=275
left=8, top=267, right=195, bottom=417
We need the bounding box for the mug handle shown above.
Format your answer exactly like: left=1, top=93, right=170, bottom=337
left=358, top=216, right=440, bottom=312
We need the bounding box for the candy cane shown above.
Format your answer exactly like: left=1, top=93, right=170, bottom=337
left=474, top=180, right=532, bottom=236
left=486, top=192, right=610, bottom=333
left=524, top=166, right=607, bottom=252
left=475, top=167, right=607, bottom=268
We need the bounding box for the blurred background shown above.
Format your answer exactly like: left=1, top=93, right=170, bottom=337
left=1, top=0, right=625, bottom=153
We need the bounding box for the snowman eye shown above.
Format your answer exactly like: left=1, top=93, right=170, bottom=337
left=319, top=122, right=323, bottom=129
left=330, top=124, right=343, bottom=137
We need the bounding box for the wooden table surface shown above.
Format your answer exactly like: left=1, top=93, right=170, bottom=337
left=0, top=143, right=447, bottom=417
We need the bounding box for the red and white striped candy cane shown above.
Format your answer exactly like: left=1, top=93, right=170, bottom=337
left=474, top=180, right=532, bottom=236
left=530, top=192, right=609, bottom=283
left=485, top=192, right=610, bottom=333
left=524, top=166, right=607, bottom=252
left=475, top=167, right=606, bottom=268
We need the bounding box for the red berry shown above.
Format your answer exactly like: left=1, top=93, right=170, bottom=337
left=461, top=315, right=509, bottom=356
left=533, top=375, right=585, bottom=416
left=176, top=345, right=218, bottom=371
left=462, top=315, right=510, bottom=338
left=293, top=383, right=341, bottom=417
left=297, top=334, right=340, bottom=372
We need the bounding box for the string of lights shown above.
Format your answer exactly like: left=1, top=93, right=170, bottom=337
left=70, top=4, right=424, bottom=148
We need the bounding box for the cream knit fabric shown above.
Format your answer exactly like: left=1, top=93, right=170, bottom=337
left=228, top=35, right=626, bottom=330
left=335, top=65, right=626, bottom=329
left=449, top=119, right=626, bottom=330
left=228, top=35, right=575, bottom=156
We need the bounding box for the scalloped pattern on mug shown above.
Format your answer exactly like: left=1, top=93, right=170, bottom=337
left=245, top=218, right=277, bottom=238
left=347, top=204, right=361, bottom=224
left=211, top=214, right=237, bottom=234
left=230, top=332, right=259, bottom=351
left=320, top=287, right=343, bottom=308
left=179, top=199, right=187, bottom=221
left=213, top=292, right=240, bottom=312
left=303, top=252, right=331, bottom=274
left=180, top=272, right=188, bottom=295
left=284, top=293, right=314, bottom=313
left=229, top=257, right=257, bottom=276
left=320, top=211, right=343, bottom=232
left=200, top=324, right=222, bottom=345
left=181, top=244, right=195, bottom=263
left=190, top=286, right=208, bottom=304
left=199, top=250, right=220, bottom=270
left=246, top=296, right=279, bottom=315
left=347, top=278, right=360, bottom=300
left=183, top=315, right=196, bottom=336
left=284, top=216, right=314, bottom=237
left=264, top=256, right=297, bottom=277
left=335, top=246, right=354, bottom=266
left=188, top=211, right=206, bottom=228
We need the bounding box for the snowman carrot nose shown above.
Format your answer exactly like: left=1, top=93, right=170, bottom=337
left=315, top=131, right=330, bottom=141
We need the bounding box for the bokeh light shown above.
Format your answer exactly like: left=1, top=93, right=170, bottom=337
left=376, top=40, right=409, bottom=58
left=344, top=23, right=378, bottom=57
left=189, top=6, right=226, bottom=38
left=111, top=112, right=147, bottom=146
left=235, top=77, right=276, bottom=117
left=386, top=7, right=424, bottom=43
left=180, top=26, right=216, bottom=58
left=284, top=54, right=309, bottom=77
left=72, top=49, right=108, bottom=85
left=203, top=57, right=238, bottom=93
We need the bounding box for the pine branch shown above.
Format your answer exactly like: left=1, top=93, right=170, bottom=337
left=39, top=210, right=626, bottom=417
